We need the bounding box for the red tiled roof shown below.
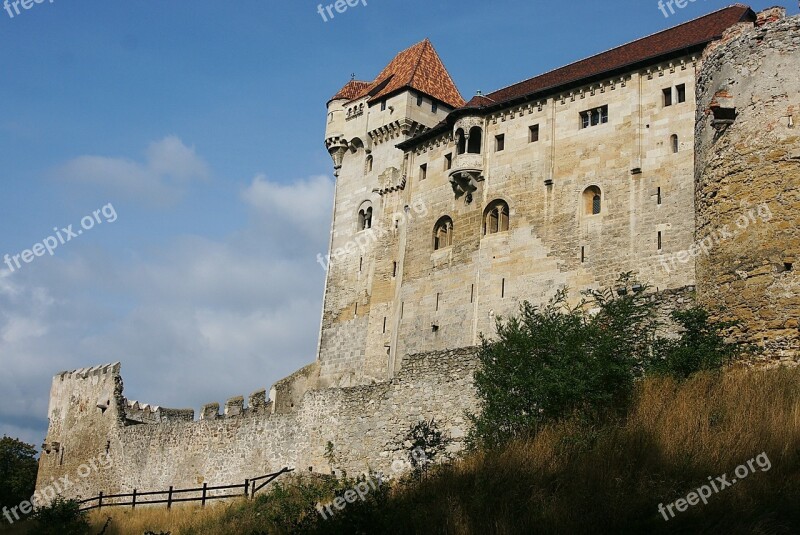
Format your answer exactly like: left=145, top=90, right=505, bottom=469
left=474, top=4, right=755, bottom=107
left=329, top=80, right=371, bottom=102
left=329, top=39, right=465, bottom=109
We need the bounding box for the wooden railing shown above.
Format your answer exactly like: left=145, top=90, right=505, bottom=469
left=78, top=467, right=294, bottom=511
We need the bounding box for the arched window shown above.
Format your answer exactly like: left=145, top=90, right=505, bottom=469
left=670, top=134, right=679, bottom=154
left=433, top=216, right=454, bottom=250
left=456, top=128, right=466, bottom=155
left=483, top=200, right=509, bottom=235
left=365, top=155, right=373, bottom=173
left=468, top=126, right=483, bottom=154
left=583, top=186, right=602, bottom=215
left=357, top=202, right=373, bottom=231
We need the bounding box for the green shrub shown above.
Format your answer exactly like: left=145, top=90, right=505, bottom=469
left=647, top=307, right=744, bottom=379
left=0, top=436, right=38, bottom=511
left=468, top=274, right=659, bottom=448
left=30, top=497, right=90, bottom=535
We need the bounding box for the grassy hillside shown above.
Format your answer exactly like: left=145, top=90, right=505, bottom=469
left=79, top=365, right=800, bottom=534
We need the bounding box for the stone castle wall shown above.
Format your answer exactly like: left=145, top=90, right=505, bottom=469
left=37, top=349, right=478, bottom=499
left=695, top=10, right=800, bottom=361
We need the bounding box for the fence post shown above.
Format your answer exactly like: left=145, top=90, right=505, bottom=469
left=201, top=482, right=207, bottom=508
left=167, top=486, right=173, bottom=509
left=132, top=489, right=137, bottom=509
left=244, top=479, right=250, bottom=499
left=98, top=491, right=103, bottom=510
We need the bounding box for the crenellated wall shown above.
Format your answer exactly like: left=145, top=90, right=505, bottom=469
left=37, top=348, right=479, bottom=499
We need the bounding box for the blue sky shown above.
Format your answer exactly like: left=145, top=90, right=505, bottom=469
left=1, top=0, right=795, bottom=445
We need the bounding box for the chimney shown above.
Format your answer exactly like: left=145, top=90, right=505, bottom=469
left=756, top=6, right=786, bottom=27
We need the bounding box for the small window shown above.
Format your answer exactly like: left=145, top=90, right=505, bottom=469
left=419, top=163, right=427, bottom=180
left=580, top=106, right=608, bottom=129
left=467, top=126, right=482, bottom=154
left=670, top=134, right=679, bottom=154
left=366, top=155, right=373, bottom=173
left=483, top=200, right=510, bottom=235
left=495, top=134, right=505, bottom=152
left=583, top=186, right=602, bottom=215
left=417, top=95, right=423, bottom=106
left=581, top=246, right=586, bottom=263
left=676, top=84, right=686, bottom=103
left=529, top=124, right=539, bottom=143
left=456, top=128, right=466, bottom=155
left=381, top=101, right=387, bottom=111
left=392, top=261, right=397, bottom=277
left=663, top=88, right=673, bottom=107
left=432, top=102, right=438, bottom=113
left=433, top=216, right=454, bottom=250
left=358, top=203, right=373, bottom=231
left=444, top=153, right=452, bottom=171
left=657, top=187, right=662, bottom=205
left=658, top=231, right=663, bottom=250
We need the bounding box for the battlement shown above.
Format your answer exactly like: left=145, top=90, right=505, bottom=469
left=55, top=362, right=120, bottom=381
left=198, top=390, right=272, bottom=421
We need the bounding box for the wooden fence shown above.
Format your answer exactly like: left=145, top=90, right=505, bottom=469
left=78, top=467, right=294, bottom=512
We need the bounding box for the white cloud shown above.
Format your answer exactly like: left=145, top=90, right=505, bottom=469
left=54, top=136, right=209, bottom=207
left=0, top=172, right=333, bottom=446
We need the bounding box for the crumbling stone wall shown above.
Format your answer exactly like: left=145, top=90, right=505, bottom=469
left=695, top=10, right=800, bottom=362
left=37, top=348, right=478, bottom=500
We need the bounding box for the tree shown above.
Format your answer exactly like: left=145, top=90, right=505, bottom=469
left=405, top=419, right=449, bottom=477
left=647, top=307, right=744, bottom=379
left=0, top=435, right=38, bottom=510
left=468, top=274, right=659, bottom=448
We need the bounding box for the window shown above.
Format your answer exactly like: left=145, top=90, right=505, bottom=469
left=392, top=261, right=397, bottom=277
left=456, top=128, right=466, bottom=155
left=468, top=126, right=483, bottom=154
left=658, top=231, right=663, bottom=250
left=670, top=134, right=679, bottom=154
left=381, top=101, right=386, bottom=111
left=483, top=200, right=510, bottom=235
left=444, top=153, right=452, bottom=171
left=676, top=84, right=686, bottom=103
left=529, top=124, right=539, bottom=143
left=366, top=155, right=373, bottom=173
left=580, top=106, right=608, bottom=129
left=417, top=95, right=423, bottom=106
left=357, top=202, right=373, bottom=231
left=663, top=87, right=673, bottom=107
left=657, top=187, right=662, bottom=205
left=495, top=134, right=505, bottom=152
left=432, top=102, right=438, bottom=113
left=433, top=216, right=454, bottom=250
left=583, top=186, right=602, bottom=215
left=581, top=246, right=586, bottom=263
left=420, top=163, right=427, bottom=180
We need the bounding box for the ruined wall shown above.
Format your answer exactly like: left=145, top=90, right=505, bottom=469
left=37, top=349, right=478, bottom=499
left=695, top=10, right=800, bottom=361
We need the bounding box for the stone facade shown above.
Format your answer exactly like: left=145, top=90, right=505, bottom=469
left=37, top=7, right=799, bottom=501
left=695, top=8, right=800, bottom=362
left=37, top=350, right=478, bottom=498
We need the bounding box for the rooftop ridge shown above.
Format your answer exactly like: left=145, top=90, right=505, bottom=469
left=484, top=4, right=752, bottom=100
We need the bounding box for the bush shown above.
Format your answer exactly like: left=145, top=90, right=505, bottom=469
left=405, top=419, right=450, bottom=477
left=647, top=307, right=744, bottom=379
left=468, top=274, right=659, bottom=448
left=30, top=497, right=90, bottom=535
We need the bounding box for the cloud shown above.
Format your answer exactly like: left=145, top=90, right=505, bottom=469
left=0, top=173, right=333, bottom=447
left=53, top=136, right=209, bottom=207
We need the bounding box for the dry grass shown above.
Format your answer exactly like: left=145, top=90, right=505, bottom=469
left=86, top=502, right=240, bottom=535
left=82, top=366, right=800, bottom=534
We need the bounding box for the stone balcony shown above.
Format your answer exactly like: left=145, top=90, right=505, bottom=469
left=448, top=153, right=484, bottom=199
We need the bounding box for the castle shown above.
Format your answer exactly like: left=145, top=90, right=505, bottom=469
left=37, top=5, right=799, bottom=499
